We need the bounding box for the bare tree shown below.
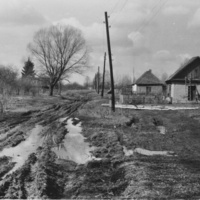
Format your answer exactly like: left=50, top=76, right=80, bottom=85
left=0, top=66, right=18, bottom=113
left=116, top=74, right=132, bottom=89
left=28, top=25, right=88, bottom=96
left=0, top=66, right=18, bottom=95
left=84, top=76, right=90, bottom=88
left=161, top=72, right=168, bottom=83
left=132, top=67, right=136, bottom=83
left=93, top=70, right=110, bottom=91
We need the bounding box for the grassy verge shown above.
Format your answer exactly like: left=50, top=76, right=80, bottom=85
left=76, top=93, right=200, bottom=198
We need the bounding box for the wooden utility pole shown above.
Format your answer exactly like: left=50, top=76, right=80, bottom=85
left=105, top=12, right=115, bottom=111
left=97, top=66, right=100, bottom=94
left=94, top=73, right=97, bottom=91
left=101, top=52, right=106, bottom=97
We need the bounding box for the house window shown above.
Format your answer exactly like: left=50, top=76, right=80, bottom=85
left=146, top=86, right=151, bottom=95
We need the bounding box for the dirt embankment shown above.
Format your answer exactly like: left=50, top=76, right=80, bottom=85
left=1, top=92, right=200, bottom=199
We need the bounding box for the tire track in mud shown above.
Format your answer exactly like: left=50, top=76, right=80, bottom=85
left=0, top=98, right=87, bottom=199
left=0, top=97, right=132, bottom=199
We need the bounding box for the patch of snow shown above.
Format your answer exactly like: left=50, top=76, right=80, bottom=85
left=102, top=104, right=199, bottom=110
left=134, top=148, right=175, bottom=156
left=123, top=146, right=133, bottom=156
left=157, top=126, right=166, bottom=134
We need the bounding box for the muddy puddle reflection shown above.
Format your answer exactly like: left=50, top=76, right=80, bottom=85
left=53, top=118, right=98, bottom=164
left=0, top=125, right=44, bottom=177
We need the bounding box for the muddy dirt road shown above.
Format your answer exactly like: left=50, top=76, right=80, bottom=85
left=1, top=92, right=200, bottom=199
left=0, top=95, right=89, bottom=199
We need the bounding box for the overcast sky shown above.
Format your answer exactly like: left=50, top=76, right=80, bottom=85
left=0, top=0, right=200, bottom=83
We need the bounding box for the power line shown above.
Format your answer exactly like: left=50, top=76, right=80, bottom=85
left=95, top=0, right=125, bottom=27
left=132, top=0, right=168, bottom=42
left=135, top=0, right=164, bottom=33
left=109, top=0, right=122, bottom=15
left=92, top=1, right=130, bottom=57
left=110, top=0, right=129, bottom=25
left=96, top=1, right=166, bottom=68
left=111, top=0, right=163, bottom=27
left=133, top=0, right=163, bottom=35
left=151, top=0, right=162, bottom=13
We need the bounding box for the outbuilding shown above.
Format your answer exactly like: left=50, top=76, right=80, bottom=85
left=132, top=69, right=164, bottom=95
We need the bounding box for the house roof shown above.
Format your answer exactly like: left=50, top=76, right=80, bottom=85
left=166, top=56, right=200, bottom=84
left=135, top=69, right=163, bottom=86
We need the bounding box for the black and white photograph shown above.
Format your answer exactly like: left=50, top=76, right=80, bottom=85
left=0, top=0, right=200, bottom=199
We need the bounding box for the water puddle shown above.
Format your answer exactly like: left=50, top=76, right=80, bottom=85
left=53, top=118, right=98, bottom=164
left=0, top=125, right=44, bottom=177
left=134, top=148, right=175, bottom=156
left=157, top=126, right=166, bottom=134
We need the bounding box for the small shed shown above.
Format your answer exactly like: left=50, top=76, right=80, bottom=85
left=132, top=70, right=164, bottom=95
left=166, top=56, right=200, bottom=103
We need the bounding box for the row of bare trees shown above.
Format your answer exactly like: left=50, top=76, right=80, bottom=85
left=93, top=70, right=111, bottom=92
left=0, top=64, right=55, bottom=113
left=0, top=66, right=19, bottom=113
left=0, top=24, right=89, bottom=107
left=92, top=72, right=134, bottom=92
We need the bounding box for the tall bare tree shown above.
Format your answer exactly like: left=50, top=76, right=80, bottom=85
left=84, top=76, right=90, bottom=88
left=161, top=72, right=168, bottom=83
left=116, top=74, right=132, bottom=89
left=0, top=66, right=19, bottom=113
left=28, top=25, right=88, bottom=96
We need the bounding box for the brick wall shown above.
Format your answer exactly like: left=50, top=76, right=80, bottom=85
left=171, top=84, right=188, bottom=103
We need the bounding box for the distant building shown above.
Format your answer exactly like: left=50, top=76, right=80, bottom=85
left=132, top=69, right=164, bottom=95
left=166, top=56, right=200, bottom=103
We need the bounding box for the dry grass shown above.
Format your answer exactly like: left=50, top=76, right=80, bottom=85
left=76, top=92, right=200, bottom=199
left=1, top=90, right=200, bottom=198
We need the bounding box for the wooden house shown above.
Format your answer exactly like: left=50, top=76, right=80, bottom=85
left=166, top=56, right=200, bottom=103
left=132, top=69, right=164, bottom=95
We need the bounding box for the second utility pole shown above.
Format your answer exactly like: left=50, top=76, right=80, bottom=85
left=97, top=66, right=100, bottom=94
left=101, top=52, right=106, bottom=97
left=105, top=11, right=115, bottom=112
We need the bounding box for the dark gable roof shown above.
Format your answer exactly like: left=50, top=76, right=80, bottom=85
left=166, top=56, right=200, bottom=84
left=135, top=70, right=163, bottom=86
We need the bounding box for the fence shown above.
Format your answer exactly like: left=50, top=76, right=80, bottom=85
left=120, top=93, right=166, bottom=105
